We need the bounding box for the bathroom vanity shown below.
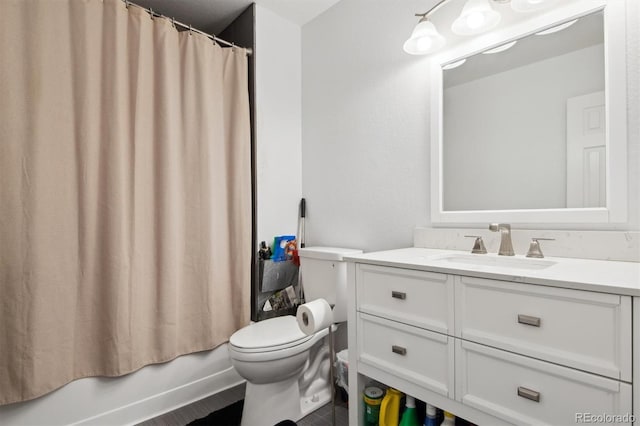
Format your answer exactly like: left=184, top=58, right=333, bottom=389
left=345, top=248, right=640, bottom=425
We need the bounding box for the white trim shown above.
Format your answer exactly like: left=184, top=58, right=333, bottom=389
left=74, top=368, right=244, bottom=426
left=633, top=297, right=639, bottom=426
left=430, top=0, right=628, bottom=225
left=603, top=0, right=628, bottom=223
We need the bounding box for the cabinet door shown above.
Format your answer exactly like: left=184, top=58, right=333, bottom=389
left=456, top=340, right=633, bottom=426
left=358, top=313, right=454, bottom=398
left=455, top=275, right=632, bottom=380
left=356, top=264, right=453, bottom=334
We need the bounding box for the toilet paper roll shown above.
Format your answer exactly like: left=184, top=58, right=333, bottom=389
left=296, top=298, right=334, bottom=336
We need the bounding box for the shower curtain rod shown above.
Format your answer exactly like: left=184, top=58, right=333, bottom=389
left=124, top=0, right=253, bottom=56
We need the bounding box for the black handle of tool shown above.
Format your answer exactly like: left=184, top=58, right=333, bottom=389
left=300, top=198, right=306, bottom=248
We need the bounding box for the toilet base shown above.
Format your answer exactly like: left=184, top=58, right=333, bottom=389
left=300, top=381, right=332, bottom=418
left=240, top=377, right=301, bottom=426
left=239, top=375, right=332, bottom=426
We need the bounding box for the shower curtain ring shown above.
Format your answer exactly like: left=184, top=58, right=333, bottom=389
left=124, top=0, right=130, bottom=9
left=172, top=17, right=176, bottom=28
left=149, top=8, right=154, bottom=19
left=189, top=25, right=193, bottom=35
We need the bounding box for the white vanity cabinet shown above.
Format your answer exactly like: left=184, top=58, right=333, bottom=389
left=356, top=264, right=454, bottom=335
left=355, top=265, right=455, bottom=398
left=346, top=254, right=637, bottom=426
left=455, top=275, right=632, bottom=381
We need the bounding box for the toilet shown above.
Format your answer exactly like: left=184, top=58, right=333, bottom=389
left=228, top=247, right=362, bottom=426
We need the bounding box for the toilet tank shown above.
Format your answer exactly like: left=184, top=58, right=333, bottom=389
left=298, top=247, right=363, bottom=322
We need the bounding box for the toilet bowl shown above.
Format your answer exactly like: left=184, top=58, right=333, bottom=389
left=228, top=246, right=362, bottom=426
left=229, top=316, right=329, bottom=426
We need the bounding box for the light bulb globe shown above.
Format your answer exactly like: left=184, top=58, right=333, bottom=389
left=452, top=0, right=501, bottom=35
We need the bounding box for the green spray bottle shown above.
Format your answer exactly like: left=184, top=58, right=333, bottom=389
left=399, top=395, right=421, bottom=426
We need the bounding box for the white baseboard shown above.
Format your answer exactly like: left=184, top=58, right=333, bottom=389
left=74, top=367, right=245, bottom=426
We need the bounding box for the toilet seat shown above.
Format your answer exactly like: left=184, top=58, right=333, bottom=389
left=230, top=315, right=313, bottom=353
left=228, top=316, right=329, bottom=363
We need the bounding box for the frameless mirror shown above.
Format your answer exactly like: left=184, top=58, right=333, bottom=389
left=431, top=1, right=627, bottom=224
left=443, top=11, right=604, bottom=211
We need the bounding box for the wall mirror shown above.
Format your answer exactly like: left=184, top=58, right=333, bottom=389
left=430, top=0, right=627, bottom=225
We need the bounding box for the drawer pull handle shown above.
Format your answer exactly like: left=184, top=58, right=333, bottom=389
left=391, top=345, right=407, bottom=356
left=391, top=291, right=406, bottom=300
left=517, top=386, right=540, bottom=403
left=518, top=314, right=541, bottom=327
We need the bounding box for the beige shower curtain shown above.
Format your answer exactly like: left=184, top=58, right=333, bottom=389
left=0, top=0, right=251, bottom=405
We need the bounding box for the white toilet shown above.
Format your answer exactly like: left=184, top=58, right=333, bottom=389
left=228, top=246, right=362, bottom=426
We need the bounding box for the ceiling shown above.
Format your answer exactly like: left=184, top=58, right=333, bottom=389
left=130, top=0, right=342, bottom=35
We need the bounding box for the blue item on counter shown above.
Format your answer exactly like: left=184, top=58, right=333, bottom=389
left=272, top=235, right=296, bottom=262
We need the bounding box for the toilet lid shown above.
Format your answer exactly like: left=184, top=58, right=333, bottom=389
left=229, top=315, right=312, bottom=351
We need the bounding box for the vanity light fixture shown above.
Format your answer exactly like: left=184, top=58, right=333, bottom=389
left=403, top=18, right=446, bottom=55
left=511, top=0, right=556, bottom=13
left=404, top=0, right=554, bottom=55
left=442, top=58, right=467, bottom=69
left=451, top=0, right=501, bottom=36
left=482, top=40, right=517, bottom=54
left=535, top=19, right=578, bottom=35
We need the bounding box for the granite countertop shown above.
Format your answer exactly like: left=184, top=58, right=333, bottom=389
left=344, top=247, right=640, bottom=296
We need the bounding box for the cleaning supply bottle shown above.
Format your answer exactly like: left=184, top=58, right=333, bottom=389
left=379, top=387, right=402, bottom=426
left=423, top=404, right=438, bottom=426
left=363, top=386, right=384, bottom=426
left=399, top=395, right=420, bottom=426
left=441, top=411, right=455, bottom=426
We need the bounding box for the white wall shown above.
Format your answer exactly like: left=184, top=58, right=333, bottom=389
left=302, top=0, right=639, bottom=254
left=0, top=345, right=242, bottom=425
left=302, top=0, right=431, bottom=252
left=443, top=43, right=605, bottom=211
left=256, top=5, right=303, bottom=244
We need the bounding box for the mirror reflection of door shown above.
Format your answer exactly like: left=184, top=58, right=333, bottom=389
left=566, top=91, right=606, bottom=208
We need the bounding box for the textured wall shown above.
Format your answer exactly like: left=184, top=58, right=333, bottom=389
left=256, top=5, right=303, bottom=244
left=302, top=0, right=431, bottom=252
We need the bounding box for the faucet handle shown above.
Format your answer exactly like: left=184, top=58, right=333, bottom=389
left=489, top=223, right=511, bottom=231
left=464, top=235, right=487, bottom=254
left=526, top=238, right=555, bottom=258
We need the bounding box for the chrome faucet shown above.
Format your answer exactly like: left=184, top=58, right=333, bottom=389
left=489, top=223, right=515, bottom=256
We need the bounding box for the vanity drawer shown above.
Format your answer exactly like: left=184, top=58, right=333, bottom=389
left=455, top=275, right=632, bottom=381
left=358, top=313, right=454, bottom=398
left=456, top=340, right=633, bottom=426
left=356, top=264, right=453, bottom=334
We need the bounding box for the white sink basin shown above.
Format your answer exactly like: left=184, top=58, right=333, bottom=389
left=432, top=253, right=556, bottom=270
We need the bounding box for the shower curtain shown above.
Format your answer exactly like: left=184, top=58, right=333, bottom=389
left=0, top=0, right=251, bottom=404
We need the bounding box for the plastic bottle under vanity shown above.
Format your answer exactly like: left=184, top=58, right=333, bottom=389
left=423, top=404, right=438, bottom=426
left=362, top=386, right=384, bottom=426
left=379, top=387, right=402, bottom=426
left=440, top=411, right=455, bottom=426
left=399, top=395, right=420, bottom=426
